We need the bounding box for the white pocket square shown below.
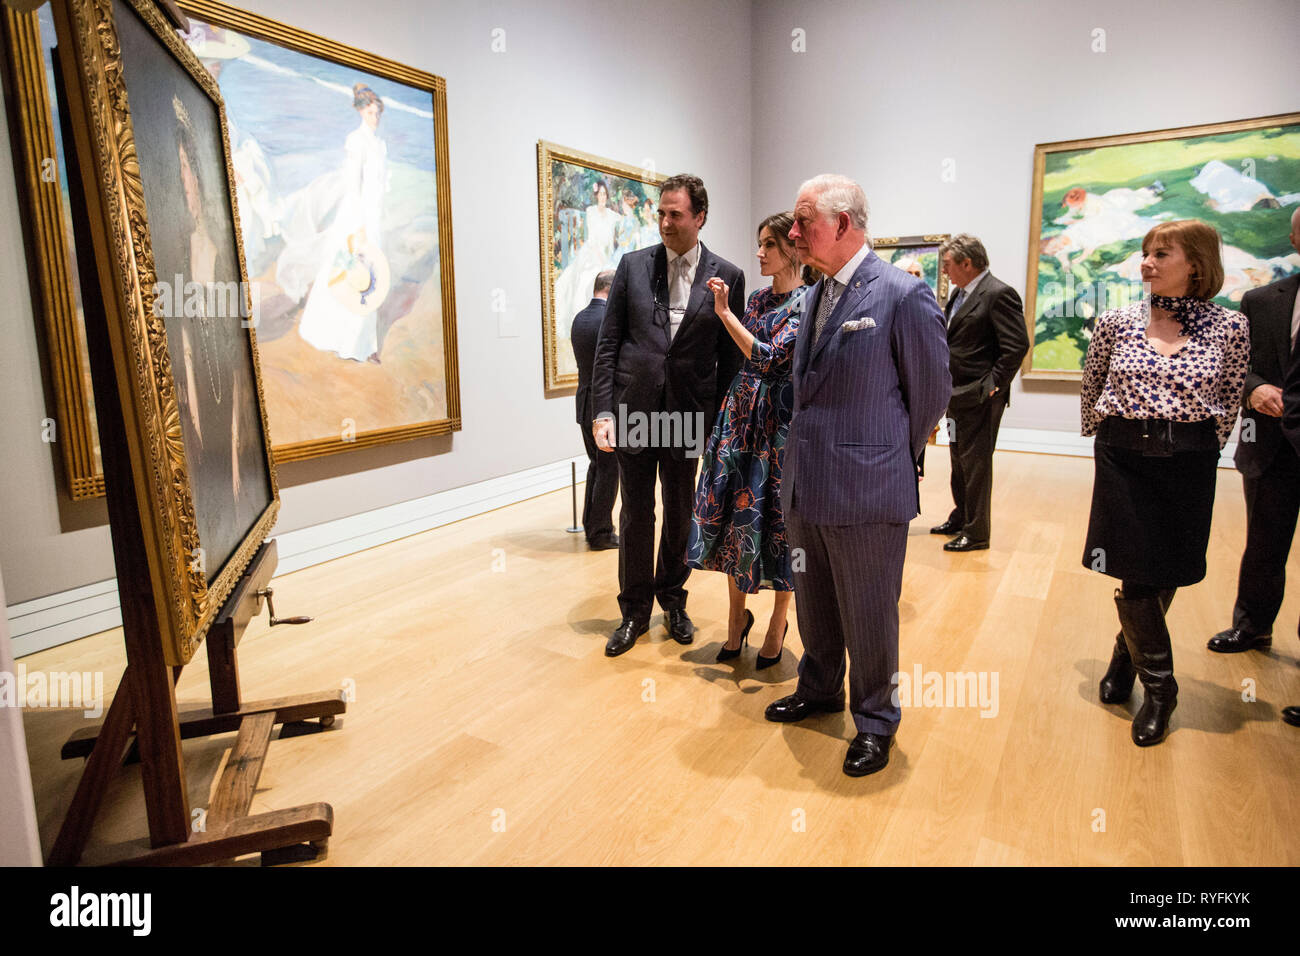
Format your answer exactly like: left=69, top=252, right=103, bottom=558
left=841, top=316, right=877, bottom=332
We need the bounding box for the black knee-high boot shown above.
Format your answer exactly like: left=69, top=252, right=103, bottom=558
left=1114, top=588, right=1178, bottom=746
left=1100, top=589, right=1175, bottom=703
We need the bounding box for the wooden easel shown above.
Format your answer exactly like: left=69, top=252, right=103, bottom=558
left=48, top=540, right=346, bottom=867
left=42, top=6, right=344, bottom=860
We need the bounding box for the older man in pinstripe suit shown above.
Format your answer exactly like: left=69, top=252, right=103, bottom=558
left=766, top=175, right=951, bottom=776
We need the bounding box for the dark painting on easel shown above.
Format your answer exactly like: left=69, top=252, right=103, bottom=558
left=53, top=0, right=279, bottom=664
left=114, top=2, right=271, bottom=585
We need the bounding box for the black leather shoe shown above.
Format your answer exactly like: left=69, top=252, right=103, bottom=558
left=930, top=519, right=961, bottom=535
left=843, top=732, right=893, bottom=777
left=943, top=534, right=989, bottom=552
left=1283, top=706, right=1300, bottom=727
left=665, top=608, right=695, bottom=645
left=587, top=533, right=620, bottom=551
left=716, top=610, right=754, bottom=662
left=764, top=693, right=843, bottom=723
left=605, top=619, right=648, bottom=657
left=1206, top=628, right=1272, bottom=653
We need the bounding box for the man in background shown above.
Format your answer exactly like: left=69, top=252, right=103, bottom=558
left=931, top=234, right=1029, bottom=552
left=571, top=269, right=619, bottom=550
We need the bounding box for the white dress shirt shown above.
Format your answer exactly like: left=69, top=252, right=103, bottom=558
left=665, top=243, right=701, bottom=340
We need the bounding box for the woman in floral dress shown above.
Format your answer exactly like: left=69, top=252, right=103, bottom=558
left=689, top=212, right=809, bottom=667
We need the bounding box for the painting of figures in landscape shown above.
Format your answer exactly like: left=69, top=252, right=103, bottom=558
left=1026, top=115, right=1300, bottom=377
left=180, top=4, right=458, bottom=457
left=873, top=234, right=950, bottom=307
left=538, top=142, right=665, bottom=392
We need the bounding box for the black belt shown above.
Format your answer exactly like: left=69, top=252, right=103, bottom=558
left=1096, top=416, right=1218, bottom=457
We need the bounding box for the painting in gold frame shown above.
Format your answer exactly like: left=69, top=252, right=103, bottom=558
left=1, top=3, right=104, bottom=498
left=1024, top=113, right=1300, bottom=380
left=52, top=0, right=278, bottom=664
left=538, top=141, right=665, bottom=395
left=2, top=1, right=462, bottom=495
left=872, top=234, right=951, bottom=308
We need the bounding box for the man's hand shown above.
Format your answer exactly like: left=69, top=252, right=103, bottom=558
left=593, top=418, right=616, bottom=452
left=1250, top=384, right=1284, bottom=417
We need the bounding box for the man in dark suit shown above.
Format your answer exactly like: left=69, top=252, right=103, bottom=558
left=571, top=269, right=619, bottom=550
left=930, top=234, right=1029, bottom=551
left=765, top=174, right=950, bottom=776
left=1282, top=328, right=1300, bottom=728
left=591, top=174, right=745, bottom=657
left=1208, top=209, right=1300, bottom=721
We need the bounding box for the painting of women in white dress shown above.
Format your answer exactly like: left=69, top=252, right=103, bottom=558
left=538, top=142, right=666, bottom=392
left=180, top=9, right=458, bottom=459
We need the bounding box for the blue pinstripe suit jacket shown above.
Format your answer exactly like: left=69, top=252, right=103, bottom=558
left=783, top=251, right=952, bottom=525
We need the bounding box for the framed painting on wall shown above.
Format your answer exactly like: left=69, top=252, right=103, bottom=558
left=1, top=2, right=104, bottom=498
left=537, top=141, right=665, bottom=394
left=52, top=0, right=277, bottom=663
left=1024, top=113, right=1300, bottom=379
left=873, top=234, right=951, bottom=307
left=176, top=0, right=460, bottom=460
left=1, top=0, right=461, bottom=492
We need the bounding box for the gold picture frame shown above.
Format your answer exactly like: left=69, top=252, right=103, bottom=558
left=872, top=233, right=952, bottom=307
left=1, top=4, right=103, bottom=498
left=1023, top=112, right=1300, bottom=380
left=2, top=1, right=462, bottom=496
left=537, top=140, right=665, bottom=395
left=53, top=0, right=279, bottom=664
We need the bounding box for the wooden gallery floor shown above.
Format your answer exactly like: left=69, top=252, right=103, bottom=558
left=20, top=449, right=1300, bottom=866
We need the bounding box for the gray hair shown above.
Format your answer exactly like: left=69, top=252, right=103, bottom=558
left=939, top=233, right=989, bottom=272
left=799, top=173, right=868, bottom=232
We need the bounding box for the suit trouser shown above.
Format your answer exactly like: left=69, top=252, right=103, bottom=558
left=1232, top=440, right=1300, bottom=638
left=615, top=446, right=697, bottom=622
left=787, top=511, right=908, bottom=736
left=580, top=425, right=619, bottom=541
left=947, top=393, right=1008, bottom=542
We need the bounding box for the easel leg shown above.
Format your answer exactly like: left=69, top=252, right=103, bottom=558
left=47, top=671, right=138, bottom=866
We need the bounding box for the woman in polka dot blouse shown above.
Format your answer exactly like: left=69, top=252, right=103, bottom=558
left=1080, top=219, right=1249, bottom=747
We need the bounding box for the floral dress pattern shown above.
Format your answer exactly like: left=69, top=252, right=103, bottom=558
left=688, top=285, right=804, bottom=593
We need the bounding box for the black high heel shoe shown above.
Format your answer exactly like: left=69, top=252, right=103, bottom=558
left=756, top=622, right=788, bottom=670
left=716, top=610, right=754, bottom=662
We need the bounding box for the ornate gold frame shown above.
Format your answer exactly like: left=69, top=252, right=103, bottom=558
left=1, top=4, right=103, bottom=498
left=872, top=233, right=952, bottom=307
left=537, top=140, right=665, bottom=396
left=1023, top=112, right=1300, bottom=381
left=53, top=0, right=278, bottom=664
left=178, top=0, right=461, bottom=461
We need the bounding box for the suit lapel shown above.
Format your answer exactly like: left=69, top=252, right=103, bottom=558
left=647, top=245, right=669, bottom=346
left=794, top=277, right=824, bottom=383
left=670, top=244, right=718, bottom=351
left=1272, top=275, right=1299, bottom=372
left=949, top=282, right=985, bottom=328
left=808, top=254, right=878, bottom=366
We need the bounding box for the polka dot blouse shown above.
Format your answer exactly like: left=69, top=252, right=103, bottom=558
left=1080, top=298, right=1249, bottom=450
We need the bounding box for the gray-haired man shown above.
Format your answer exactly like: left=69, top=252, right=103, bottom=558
left=932, top=234, right=1029, bottom=551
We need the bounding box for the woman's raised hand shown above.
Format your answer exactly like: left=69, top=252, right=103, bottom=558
left=707, top=276, right=730, bottom=318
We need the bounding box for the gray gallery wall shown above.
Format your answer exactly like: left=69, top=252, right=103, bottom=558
left=751, top=0, right=1300, bottom=430
left=0, top=0, right=755, bottom=605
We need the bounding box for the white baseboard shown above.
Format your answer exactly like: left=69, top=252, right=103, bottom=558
left=937, top=424, right=1237, bottom=469
left=6, top=454, right=587, bottom=659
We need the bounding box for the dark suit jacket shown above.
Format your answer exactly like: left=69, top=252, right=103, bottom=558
left=571, top=297, right=606, bottom=426
left=783, top=251, right=951, bottom=525
left=944, top=272, right=1029, bottom=410
left=591, top=242, right=745, bottom=454
left=1236, top=273, right=1299, bottom=477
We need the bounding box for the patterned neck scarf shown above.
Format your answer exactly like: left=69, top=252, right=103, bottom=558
left=1148, top=294, right=1215, bottom=337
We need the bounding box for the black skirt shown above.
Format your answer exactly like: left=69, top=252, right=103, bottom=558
left=1081, top=418, right=1220, bottom=588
